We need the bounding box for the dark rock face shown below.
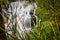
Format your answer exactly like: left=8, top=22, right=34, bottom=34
left=30, top=10, right=36, bottom=27
left=0, top=3, right=2, bottom=13
left=8, top=0, right=17, bottom=2
left=0, top=13, right=7, bottom=40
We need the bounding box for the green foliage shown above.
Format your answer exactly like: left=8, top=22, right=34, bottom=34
left=0, top=0, right=60, bottom=40
left=35, top=0, right=60, bottom=40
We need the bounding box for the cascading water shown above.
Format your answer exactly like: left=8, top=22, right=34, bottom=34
left=2, top=0, right=37, bottom=38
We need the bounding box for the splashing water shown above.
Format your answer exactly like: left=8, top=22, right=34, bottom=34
left=2, top=0, right=37, bottom=37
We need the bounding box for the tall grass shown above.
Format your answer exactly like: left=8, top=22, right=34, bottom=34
left=0, top=0, right=60, bottom=40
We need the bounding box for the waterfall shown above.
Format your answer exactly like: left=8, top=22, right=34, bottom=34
left=2, top=0, right=37, bottom=38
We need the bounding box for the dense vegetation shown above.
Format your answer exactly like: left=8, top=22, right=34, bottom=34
left=0, top=0, right=60, bottom=40
left=36, top=0, right=60, bottom=40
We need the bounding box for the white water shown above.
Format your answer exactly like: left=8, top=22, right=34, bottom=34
left=2, top=0, right=37, bottom=37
